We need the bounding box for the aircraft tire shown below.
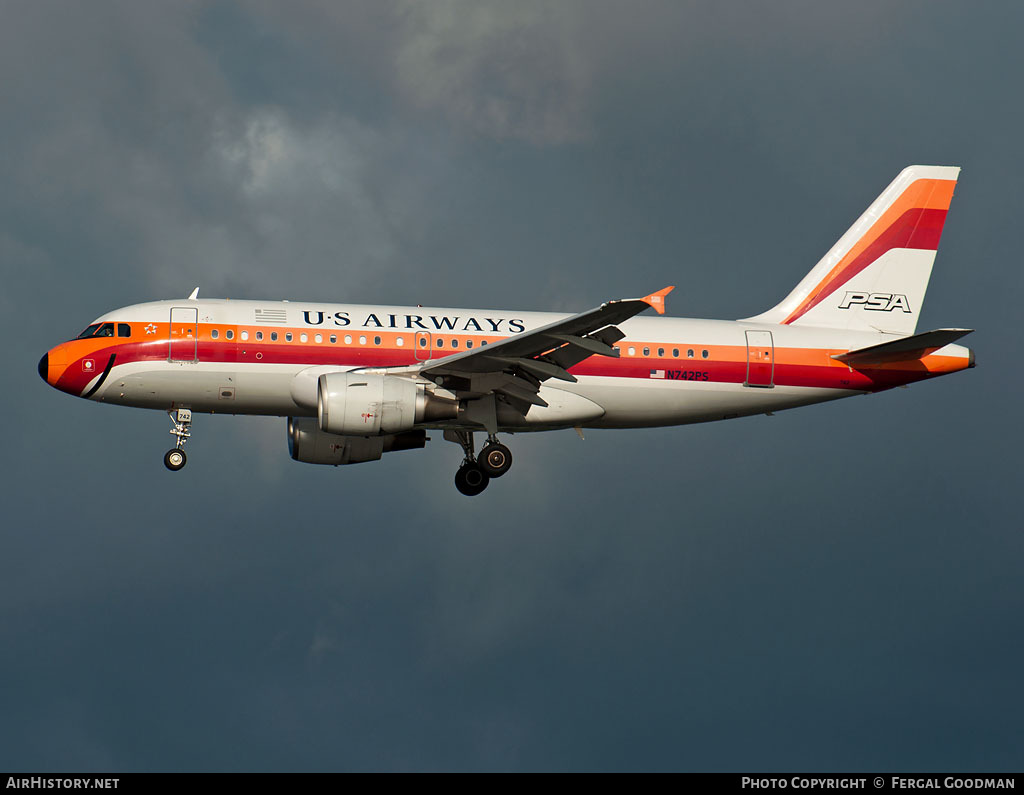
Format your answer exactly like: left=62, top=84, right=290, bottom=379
left=479, top=443, right=512, bottom=478
left=455, top=462, right=489, bottom=496
left=164, top=449, right=187, bottom=471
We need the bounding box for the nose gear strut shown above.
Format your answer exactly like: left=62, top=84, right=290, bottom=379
left=164, top=408, right=192, bottom=471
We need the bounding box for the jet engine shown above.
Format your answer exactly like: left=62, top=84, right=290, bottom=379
left=317, top=372, right=457, bottom=436
left=287, top=417, right=427, bottom=465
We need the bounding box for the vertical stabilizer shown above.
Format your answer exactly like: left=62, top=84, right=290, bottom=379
left=744, top=166, right=960, bottom=334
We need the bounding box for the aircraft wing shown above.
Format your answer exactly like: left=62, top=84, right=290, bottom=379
left=417, top=286, right=674, bottom=410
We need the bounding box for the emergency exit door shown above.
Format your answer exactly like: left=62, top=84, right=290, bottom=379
left=413, top=331, right=433, bottom=362
left=744, top=330, right=774, bottom=388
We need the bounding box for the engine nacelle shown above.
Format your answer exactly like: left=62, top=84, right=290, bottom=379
left=287, top=417, right=426, bottom=465
left=317, top=372, right=457, bottom=436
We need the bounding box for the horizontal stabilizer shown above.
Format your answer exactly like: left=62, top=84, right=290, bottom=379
left=832, top=328, right=973, bottom=367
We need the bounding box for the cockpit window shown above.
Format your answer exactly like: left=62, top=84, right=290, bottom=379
left=117, top=323, right=131, bottom=338
left=75, top=322, right=116, bottom=339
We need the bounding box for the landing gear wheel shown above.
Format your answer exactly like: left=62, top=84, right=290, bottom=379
left=454, top=462, right=489, bottom=496
left=165, top=409, right=192, bottom=471
left=164, top=449, right=187, bottom=471
left=479, top=443, right=512, bottom=478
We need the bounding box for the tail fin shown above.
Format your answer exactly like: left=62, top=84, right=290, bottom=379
left=745, top=165, right=960, bottom=334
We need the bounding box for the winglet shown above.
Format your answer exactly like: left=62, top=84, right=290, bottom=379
left=188, top=287, right=200, bottom=300
left=641, top=286, right=674, bottom=315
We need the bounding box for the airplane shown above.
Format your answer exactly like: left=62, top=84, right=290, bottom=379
left=38, top=165, right=974, bottom=496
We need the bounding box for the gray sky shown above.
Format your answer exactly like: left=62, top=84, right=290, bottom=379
left=2, top=0, right=1021, bottom=772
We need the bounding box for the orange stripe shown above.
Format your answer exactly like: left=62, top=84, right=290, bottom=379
left=56, top=324, right=965, bottom=375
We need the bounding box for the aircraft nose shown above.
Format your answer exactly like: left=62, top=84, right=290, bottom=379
left=38, top=352, right=48, bottom=383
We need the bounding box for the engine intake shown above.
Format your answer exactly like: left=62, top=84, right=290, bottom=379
left=317, top=372, right=457, bottom=436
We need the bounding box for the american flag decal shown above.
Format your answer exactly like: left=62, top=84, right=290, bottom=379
left=650, top=369, right=665, bottom=379
left=255, top=308, right=288, bottom=324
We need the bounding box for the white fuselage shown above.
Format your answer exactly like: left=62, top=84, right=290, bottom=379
left=45, top=298, right=968, bottom=431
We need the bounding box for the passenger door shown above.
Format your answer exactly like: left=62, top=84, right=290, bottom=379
left=169, top=307, right=198, bottom=362
left=744, top=330, right=774, bottom=388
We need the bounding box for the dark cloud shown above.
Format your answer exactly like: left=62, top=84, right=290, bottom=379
left=2, top=0, right=1021, bottom=772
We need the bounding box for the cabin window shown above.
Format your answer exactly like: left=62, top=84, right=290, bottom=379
left=466, top=340, right=473, bottom=349
left=271, top=332, right=278, bottom=341
left=672, top=348, right=679, bottom=358
left=452, top=339, right=459, bottom=348
left=314, top=333, right=322, bottom=343
left=359, top=335, right=366, bottom=345
left=396, top=336, right=405, bottom=347
left=330, top=335, right=337, bottom=344
left=226, top=330, right=234, bottom=340
left=702, top=349, right=709, bottom=359
left=298, top=333, right=307, bottom=343
left=436, top=338, right=444, bottom=347
left=285, top=332, right=293, bottom=342
left=642, top=347, right=650, bottom=356
left=211, top=329, right=219, bottom=340
left=418, top=337, right=427, bottom=348
left=627, top=346, right=636, bottom=356
left=657, top=347, right=665, bottom=357
left=480, top=340, right=487, bottom=346
left=374, top=336, right=381, bottom=345
left=687, top=349, right=694, bottom=358
left=255, top=331, right=263, bottom=341
left=117, top=323, right=131, bottom=338
left=240, top=331, right=249, bottom=341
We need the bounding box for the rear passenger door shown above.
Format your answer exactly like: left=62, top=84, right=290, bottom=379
left=744, top=330, right=774, bottom=388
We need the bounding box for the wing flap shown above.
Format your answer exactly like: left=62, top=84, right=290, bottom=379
left=546, top=326, right=625, bottom=372
left=488, top=356, right=578, bottom=383
left=545, top=332, right=619, bottom=358
left=498, top=380, right=550, bottom=407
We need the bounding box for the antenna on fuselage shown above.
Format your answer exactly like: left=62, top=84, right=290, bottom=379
left=187, top=287, right=200, bottom=300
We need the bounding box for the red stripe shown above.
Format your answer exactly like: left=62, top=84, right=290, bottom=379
left=58, top=339, right=959, bottom=400
left=571, top=359, right=936, bottom=391
left=785, top=207, right=948, bottom=324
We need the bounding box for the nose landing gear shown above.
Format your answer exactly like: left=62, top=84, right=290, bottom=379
left=164, top=448, right=187, bottom=471
left=164, top=408, right=192, bottom=471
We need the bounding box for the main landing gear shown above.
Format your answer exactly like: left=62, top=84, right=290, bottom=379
left=447, top=431, right=514, bottom=496
left=164, top=408, right=192, bottom=471
left=480, top=439, right=512, bottom=478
